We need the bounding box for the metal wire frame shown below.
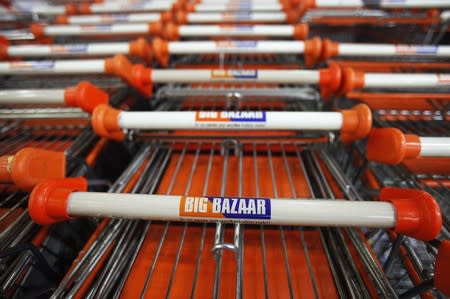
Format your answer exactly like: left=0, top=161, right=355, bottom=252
left=49, top=139, right=408, bottom=298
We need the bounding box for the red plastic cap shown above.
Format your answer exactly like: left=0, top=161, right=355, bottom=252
left=55, top=15, right=69, bottom=24
left=285, top=10, right=299, bottom=24
left=435, top=240, right=450, bottom=296
left=298, top=0, right=316, bottom=16
left=0, top=148, right=66, bottom=191
left=29, top=177, right=88, bottom=225
left=340, top=67, right=365, bottom=94
left=303, top=37, right=322, bottom=68
left=160, top=11, right=173, bottom=23
left=340, top=103, right=372, bottom=143
left=129, top=38, right=152, bottom=64
left=164, top=22, right=180, bottom=40
left=104, top=55, right=152, bottom=96
left=0, top=44, right=7, bottom=61
left=381, top=187, right=442, bottom=241
left=64, top=81, right=109, bottom=113
left=321, top=39, right=339, bottom=61
left=367, top=128, right=421, bottom=164
left=92, top=104, right=125, bottom=141
left=30, top=23, right=45, bottom=39
left=79, top=4, right=91, bottom=14
left=152, top=37, right=169, bottom=67
left=319, top=62, right=342, bottom=99
left=149, top=22, right=163, bottom=36
left=293, top=23, right=308, bottom=40
left=176, top=11, right=188, bottom=24
left=65, top=4, right=77, bottom=15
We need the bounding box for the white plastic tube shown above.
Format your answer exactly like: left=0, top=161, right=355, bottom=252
left=168, top=41, right=304, bottom=54
left=7, top=43, right=129, bottom=57
left=43, top=24, right=149, bottom=36
left=0, top=89, right=65, bottom=104
left=67, top=193, right=396, bottom=227
left=179, top=25, right=294, bottom=37
left=419, top=137, right=450, bottom=157
left=89, top=1, right=174, bottom=13
left=0, top=60, right=105, bottom=75
left=315, top=0, right=450, bottom=8
left=151, top=69, right=319, bottom=83
left=338, top=44, right=450, bottom=57
left=364, top=73, right=450, bottom=88
left=194, top=3, right=283, bottom=11
left=186, top=12, right=286, bottom=23
left=65, top=13, right=161, bottom=24
left=28, top=5, right=66, bottom=15
left=117, top=111, right=343, bottom=130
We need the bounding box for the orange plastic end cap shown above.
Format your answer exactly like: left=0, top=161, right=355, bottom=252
left=29, top=177, right=88, bottom=225
left=79, top=4, right=91, bottom=14
left=0, top=43, right=8, bottom=61
left=131, top=64, right=153, bottom=97
left=165, top=23, right=180, bottom=40
left=285, top=10, right=299, bottom=24
left=185, top=3, right=196, bottom=12
left=149, top=22, right=163, bottom=36
left=176, top=11, right=188, bottom=24
left=130, top=38, right=152, bottom=65
left=298, top=0, right=316, bottom=16
left=11, top=148, right=66, bottom=191
left=341, top=67, right=365, bottom=94
left=340, top=103, right=372, bottom=143
left=55, top=15, right=69, bottom=24
left=30, top=23, right=45, bottom=39
left=303, top=37, right=322, bottom=68
left=0, top=155, right=13, bottom=183
left=0, top=36, right=9, bottom=47
left=319, top=62, right=342, bottom=99
left=160, top=11, right=173, bottom=23
left=92, top=104, right=124, bottom=141
left=435, top=240, right=450, bottom=296
left=321, top=39, right=339, bottom=61
left=65, top=4, right=77, bottom=15
left=293, top=23, right=308, bottom=40
left=381, top=187, right=442, bottom=241
left=153, top=37, right=169, bottom=67
left=64, top=81, right=109, bottom=113
left=105, top=55, right=152, bottom=97
left=367, top=128, right=420, bottom=164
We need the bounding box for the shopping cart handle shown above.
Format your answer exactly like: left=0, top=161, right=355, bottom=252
left=435, top=240, right=450, bottom=296
left=28, top=178, right=441, bottom=241
left=380, top=188, right=441, bottom=241
left=64, top=81, right=109, bottom=113
left=29, top=177, right=87, bottom=225
left=367, top=128, right=420, bottom=164
left=0, top=148, right=66, bottom=191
